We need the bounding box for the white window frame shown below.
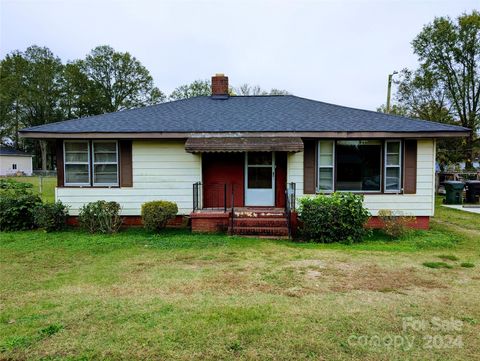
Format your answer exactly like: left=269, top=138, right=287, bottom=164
left=64, top=140, right=91, bottom=186
left=384, top=140, right=402, bottom=193
left=12, top=164, right=17, bottom=170
left=317, top=140, right=335, bottom=193
left=92, top=140, right=119, bottom=187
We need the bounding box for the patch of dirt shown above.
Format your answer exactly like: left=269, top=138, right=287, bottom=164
left=318, top=264, right=446, bottom=293
left=289, top=259, right=325, bottom=268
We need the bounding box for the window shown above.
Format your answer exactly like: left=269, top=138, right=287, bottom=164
left=385, top=140, right=402, bottom=192
left=12, top=164, right=17, bottom=170
left=63, top=140, right=119, bottom=186
left=247, top=152, right=273, bottom=189
left=93, top=141, right=118, bottom=186
left=317, top=140, right=334, bottom=192
left=64, top=141, right=90, bottom=185
left=335, top=140, right=382, bottom=192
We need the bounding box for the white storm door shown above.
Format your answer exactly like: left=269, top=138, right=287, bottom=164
left=245, top=152, right=275, bottom=206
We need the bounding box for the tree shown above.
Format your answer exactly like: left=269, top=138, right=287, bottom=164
left=235, top=83, right=290, bottom=96
left=394, top=68, right=464, bottom=165
left=0, top=51, right=28, bottom=148
left=169, top=79, right=211, bottom=100
left=60, top=61, right=104, bottom=119
left=411, top=11, right=480, bottom=168
left=21, top=46, right=64, bottom=170
left=79, top=45, right=165, bottom=112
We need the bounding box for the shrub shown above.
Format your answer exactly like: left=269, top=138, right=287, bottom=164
left=0, top=178, right=34, bottom=191
left=34, top=202, right=69, bottom=232
left=78, top=201, right=122, bottom=233
left=378, top=209, right=415, bottom=238
left=0, top=179, right=34, bottom=197
left=0, top=193, right=42, bottom=231
left=298, top=193, right=370, bottom=243
left=141, top=201, right=178, bottom=231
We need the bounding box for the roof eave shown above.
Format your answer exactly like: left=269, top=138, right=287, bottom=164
left=19, top=130, right=470, bottom=139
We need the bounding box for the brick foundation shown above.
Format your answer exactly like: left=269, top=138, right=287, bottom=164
left=67, top=215, right=189, bottom=228
left=190, top=212, right=231, bottom=233
left=67, top=214, right=429, bottom=232
left=365, top=216, right=430, bottom=230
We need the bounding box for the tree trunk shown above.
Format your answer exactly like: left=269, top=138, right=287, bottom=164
left=39, top=140, right=48, bottom=171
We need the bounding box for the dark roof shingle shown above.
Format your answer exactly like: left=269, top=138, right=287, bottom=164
left=0, top=147, right=32, bottom=156
left=20, top=95, right=469, bottom=134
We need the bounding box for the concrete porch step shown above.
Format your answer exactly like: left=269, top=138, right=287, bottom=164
left=233, top=217, right=287, bottom=227
left=234, top=211, right=286, bottom=218
left=231, top=234, right=290, bottom=240
left=229, top=226, right=289, bottom=236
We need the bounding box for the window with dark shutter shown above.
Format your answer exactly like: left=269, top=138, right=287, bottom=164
left=57, top=140, right=132, bottom=188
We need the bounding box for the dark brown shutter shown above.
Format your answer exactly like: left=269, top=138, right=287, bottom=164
left=403, top=140, right=417, bottom=194
left=303, top=139, right=316, bottom=194
left=119, top=140, right=133, bottom=187
left=56, top=140, right=64, bottom=187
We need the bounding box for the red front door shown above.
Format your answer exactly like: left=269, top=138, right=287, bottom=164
left=202, top=153, right=244, bottom=208
left=202, top=152, right=287, bottom=209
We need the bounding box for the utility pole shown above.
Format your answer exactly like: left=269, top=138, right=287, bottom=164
left=386, top=71, right=398, bottom=114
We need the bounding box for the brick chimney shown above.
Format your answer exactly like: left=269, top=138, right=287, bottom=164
left=211, top=73, right=229, bottom=97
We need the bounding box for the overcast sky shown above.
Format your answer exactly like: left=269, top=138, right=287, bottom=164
left=1, top=0, right=477, bottom=110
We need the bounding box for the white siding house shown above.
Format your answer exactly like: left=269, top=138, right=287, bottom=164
left=0, top=148, right=33, bottom=176
left=287, top=139, right=436, bottom=217
left=56, top=138, right=437, bottom=218
left=20, top=74, right=468, bottom=233
left=57, top=140, right=201, bottom=215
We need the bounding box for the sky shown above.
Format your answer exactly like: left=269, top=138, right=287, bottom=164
left=0, top=0, right=477, bottom=111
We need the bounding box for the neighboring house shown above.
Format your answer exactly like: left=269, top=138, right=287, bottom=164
left=20, top=74, right=469, bottom=236
left=0, top=146, right=33, bottom=176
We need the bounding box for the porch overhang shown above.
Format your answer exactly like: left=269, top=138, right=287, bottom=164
left=185, top=137, right=304, bottom=153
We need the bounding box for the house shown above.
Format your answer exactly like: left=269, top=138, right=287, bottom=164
left=0, top=146, right=33, bottom=176
left=20, top=74, right=469, bottom=236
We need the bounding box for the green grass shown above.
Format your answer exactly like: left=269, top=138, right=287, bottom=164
left=422, top=261, right=454, bottom=269
left=0, top=176, right=56, bottom=203
left=461, top=262, right=475, bottom=268
left=437, top=254, right=459, bottom=261
left=0, top=197, right=479, bottom=360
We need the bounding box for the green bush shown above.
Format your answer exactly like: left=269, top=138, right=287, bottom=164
left=0, top=178, right=34, bottom=197
left=298, top=193, right=370, bottom=243
left=141, top=201, right=178, bottom=231
left=0, top=193, right=42, bottom=231
left=78, top=201, right=122, bottom=234
left=34, top=202, right=69, bottom=232
left=0, top=178, right=34, bottom=191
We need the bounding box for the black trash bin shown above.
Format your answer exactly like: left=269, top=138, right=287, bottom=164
left=444, top=181, right=465, bottom=204
left=465, top=180, right=480, bottom=204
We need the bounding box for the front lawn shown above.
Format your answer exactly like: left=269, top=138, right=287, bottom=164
left=1, top=203, right=479, bottom=360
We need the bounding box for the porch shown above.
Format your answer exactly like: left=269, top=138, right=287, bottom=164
left=185, top=137, right=302, bottom=237
left=190, top=181, right=297, bottom=238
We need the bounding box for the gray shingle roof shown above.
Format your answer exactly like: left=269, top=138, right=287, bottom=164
left=0, top=147, right=32, bottom=156
left=20, top=95, right=469, bottom=134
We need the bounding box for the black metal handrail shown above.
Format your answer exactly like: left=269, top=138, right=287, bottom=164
left=193, top=181, right=201, bottom=212
left=230, top=184, right=235, bottom=235
left=285, top=182, right=296, bottom=239
left=193, top=182, right=233, bottom=213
